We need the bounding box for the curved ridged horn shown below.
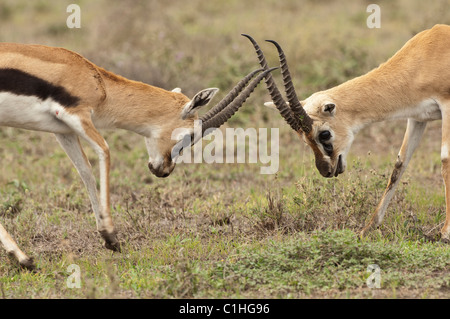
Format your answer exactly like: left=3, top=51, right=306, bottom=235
left=171, top=68, right=278, bottom=159
left=201, top=67, right=278, bottom=134
left=241, top=34, right=300, bottom=131
left=200, top=68, right=263, bottom=123
left=265, top=39, right=313, bottom=134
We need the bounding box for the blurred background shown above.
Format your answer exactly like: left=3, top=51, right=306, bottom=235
left=1, top=0, right=449, bottom=100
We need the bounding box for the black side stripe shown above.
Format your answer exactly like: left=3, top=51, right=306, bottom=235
left=0, top=68, right=80, bottom=107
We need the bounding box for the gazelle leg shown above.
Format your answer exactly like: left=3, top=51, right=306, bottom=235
left=439, top=104, right=450, bottom=243
left=360, top=119, right=427, bottom=237
left=0, top=222, right=34, bottom=269
left=440, top=156, right=450, bottom=242
left=55, top=116, right=120, bottom=251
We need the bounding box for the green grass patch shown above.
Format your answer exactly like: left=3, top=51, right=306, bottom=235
left=214, top=230, right=449, bottom=297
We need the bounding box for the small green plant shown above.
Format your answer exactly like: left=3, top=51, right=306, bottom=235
left=215, top=230, right=449, bottom=296
left=291, top=158, right=413, bottom=236
left=1, top=194, right=22, bottom=217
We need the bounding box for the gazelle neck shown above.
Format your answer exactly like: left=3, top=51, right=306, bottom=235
left=91, top=68, right=188, bottom=136
left=328, top=62, right=441, bottom=134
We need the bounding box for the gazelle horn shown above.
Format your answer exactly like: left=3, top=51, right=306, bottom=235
left=201, top=67, right=278, bottom=133
left=242, top=34, right=300, bottom=131
left=172, top=67, right=278, bottom=158
left=243, top=34, right=313, bottom=133
left=266, top=39, right=313, bottom=133
left=200, top=68, right=263, bottom=123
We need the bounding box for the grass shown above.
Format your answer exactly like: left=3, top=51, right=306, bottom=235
left=0, top=0, right=450, bottom=299
left=1, top=125, right=448, bottom=298
left=216, top=230, right=449, bottom=298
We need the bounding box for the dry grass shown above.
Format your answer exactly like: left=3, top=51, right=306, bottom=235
left=0, top=0, right=449, bottom=299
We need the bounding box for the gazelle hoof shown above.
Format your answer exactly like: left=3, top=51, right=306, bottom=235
left=104, top=241, right=121, bottom=252
left=19, top=257, right=35, bottom=271
left=360, top=221, right=380, bottom=239
left=99, top=230, right=121, bottom=252
left=359, top=226, right=372, bottom=238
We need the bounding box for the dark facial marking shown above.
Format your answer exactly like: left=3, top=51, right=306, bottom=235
left=323, top=143, right=333, bottom=156
left=307, top=133, right=333, bottom=177
left=0, top=68, right=80, bottom=107
left=318, top=130, right=333, bottom=156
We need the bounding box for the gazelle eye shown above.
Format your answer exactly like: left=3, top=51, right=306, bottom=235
left=319, top=130, right=331, bottom=142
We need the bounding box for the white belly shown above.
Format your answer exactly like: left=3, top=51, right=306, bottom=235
left=0, top=92, right=72, bottom=134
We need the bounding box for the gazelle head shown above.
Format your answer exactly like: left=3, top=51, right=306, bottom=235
left=145, top=67, right=276, bottom=178
left=244, top=35, right=351, bottom=178
left=299, top=91, right=354, bottom=177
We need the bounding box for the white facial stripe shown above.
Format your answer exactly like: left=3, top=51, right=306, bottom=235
left=145, top=126, right=164, bottom=168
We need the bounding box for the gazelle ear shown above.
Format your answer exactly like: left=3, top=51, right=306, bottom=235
left=321, top=103, right=336, bottom=117
left=181, top=88, right=219, bottom=119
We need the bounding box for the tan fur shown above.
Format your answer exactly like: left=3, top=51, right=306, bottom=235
left=298, top=25, right=450, bottom=241
left=0, top=42, right=217, bottom=268
left=0, top=43, right=107, bottom=105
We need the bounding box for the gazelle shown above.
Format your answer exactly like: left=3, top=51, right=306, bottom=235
left=0, top=42, right=275, bottom=269
left=244, top=24, right=450, bottom=243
